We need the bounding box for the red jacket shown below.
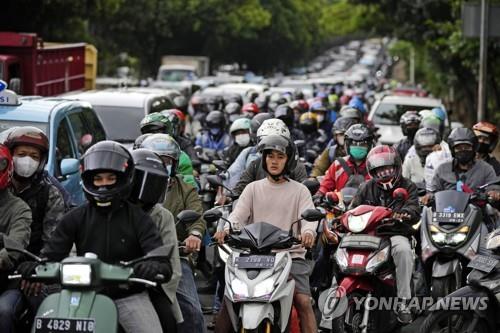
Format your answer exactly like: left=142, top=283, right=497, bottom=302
left=318, top=156, right=371, bottom=194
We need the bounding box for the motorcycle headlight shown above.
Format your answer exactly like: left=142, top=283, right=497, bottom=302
left=448, top=232, right=467, bottom=245
left=431, top=231, right=447, bottom=244
left=347, top=212, right=372, bottom=233
left=335, top=247, right=348, bottom=271
left=430, top=225, right=469, bottom=245
left=366, top=246, right=390, bottom=273
left=61, top=264, right=92, bottom=286
left=253, top=277, right=275, bottom=298
left=231, top=278, right=249, bottom=299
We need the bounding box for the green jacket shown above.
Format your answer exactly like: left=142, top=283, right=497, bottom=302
left=163, top=175, right=205, bottom=244
left=179, top=151, right=197, bottom=188
left=0, top=190, right=32, bottom=271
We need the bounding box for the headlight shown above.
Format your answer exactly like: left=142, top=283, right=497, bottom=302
left=335, top=248, right=348, bottom=271
left=366, top=246, right=390, bottom=273
left=430, top=225, right=469, bottom=245
left=231, top=278, right=249, bottom=299
left=61, top=264, right=92, bottom=286
left=431, top=232, right=447, bottom=244
left=448, top=232, right=467, bottom=245
left=253, top=277, right=275, bottom=298
left=347, top=212, right=372, bottom=233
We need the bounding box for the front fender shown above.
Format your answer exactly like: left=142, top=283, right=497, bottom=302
left=240, top=303, right=274, bottom=330
left=432, top=258, right=460, bottom=278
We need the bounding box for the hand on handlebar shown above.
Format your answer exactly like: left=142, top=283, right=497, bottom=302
left=487, top=190, right=500, bottom=202
left=392, top=211, right=410, bottom=221
left=214, top=230, right=228, bottom=245
left=299, top=231, right=315, bottom=249
left=184, top=235, right=202, bottom=253
left=420, top=193, right=433, bottom=206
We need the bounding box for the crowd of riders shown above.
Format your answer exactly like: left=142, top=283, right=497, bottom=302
left=0, top=80, right=500, bottom=333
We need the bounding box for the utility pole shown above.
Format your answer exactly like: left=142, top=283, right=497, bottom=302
left=478, top=0, right=489, bottom=121
left=410, top=46, right=415, bottom=85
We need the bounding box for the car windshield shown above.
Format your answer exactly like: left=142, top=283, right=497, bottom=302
left=159, top=69, right=197, bottom=82
left=373, top=103, right=437, bottom=125
left=92, top=106, right=143, bottom=143
left=0, top=120, right=48, bottom=143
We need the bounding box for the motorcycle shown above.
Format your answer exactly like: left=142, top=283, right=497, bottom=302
left=318, top=188, right=413, bottom=333
left=203, top=207, right=324, bottom=332
left=421, top=228, right=500, bottom=333
left=420, top=180, right=499, bottom=299
left=195, top=146, right=226, bottom=210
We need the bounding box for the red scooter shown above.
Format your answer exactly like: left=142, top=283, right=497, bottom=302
left=318, top=188, right=413, bottom=333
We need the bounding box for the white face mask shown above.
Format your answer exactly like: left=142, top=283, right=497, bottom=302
left=235, top=133, right=251, bottom=147
left=13, top=156, right=39, bottom=178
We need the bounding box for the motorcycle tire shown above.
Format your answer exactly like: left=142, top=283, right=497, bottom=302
left=421, top=310, right=489, bottom=333
left=431, top=276, right=457, bottom=299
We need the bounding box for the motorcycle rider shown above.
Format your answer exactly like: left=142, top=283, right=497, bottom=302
left=402, top=127, right=441, bottom=185
left=472, top=121, right=500, bottom=175
left=290, top=99, right=309, bottom=126
left=299, top=111, right=328, bottom=154
left=394, top=110, right=421, bottom=160
left=224, top=102, right=243, bottom=124
left=215, top=134, right=318, bottom=332
left=241, top=102, right=260, bottom=119
left=275, top=104, right=305, bottom=141
left=195, top=110, right=232, bottom=153
left=21, top=141, right=172, bottom=333
left=129, top=148, right=182, bottom=332
left=0, top=144, right=32, bottom=333
left=223, top=118, right=253, bottom=165
left=139, top=134, right=207, bottom=333
left=310, top=100, right=333, bottom=141
left=350, top=145, right=421, bottom=324
left=160, top=109, right=200, bottom=166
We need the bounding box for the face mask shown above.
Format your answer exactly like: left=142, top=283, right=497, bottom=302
left=209, top=127, right=221, bottom=136
left=406, top=127, right=418, bottom=139
left=349, top=146, right=368, bottom=160
left=13, top=156, right=39, bottom=178
left=235, top=133, right=251, bottom=147
left=477, top=142, right=490, bottom=154
left=455, top=150, right=475, bottom=164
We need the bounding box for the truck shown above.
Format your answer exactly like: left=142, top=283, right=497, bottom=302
left=0, top=32, right=97, bottom=96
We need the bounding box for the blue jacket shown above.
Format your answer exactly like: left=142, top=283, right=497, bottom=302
left=195, top=131, right=232, bottom=152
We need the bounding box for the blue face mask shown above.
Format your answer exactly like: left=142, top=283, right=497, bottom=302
left=349, top=146, right=368, bottom=160
left=209, top=127, right=221, bottom=136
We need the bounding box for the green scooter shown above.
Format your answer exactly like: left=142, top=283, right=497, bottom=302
left=5, top=236, right=168, bottom=333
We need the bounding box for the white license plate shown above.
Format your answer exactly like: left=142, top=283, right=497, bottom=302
left=34, top=317, right=95, bottom=333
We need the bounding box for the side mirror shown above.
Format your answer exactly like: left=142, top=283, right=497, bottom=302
left=302, top=179, right=320, bottom=196
left=294, top=139, right=305, bottom=148
left=203, top=208, right=223, bottom=223
left=393, top=188, right=409, bottom=202
left=3, top=235, right=44, bottom=262
left=212, top=160, right=227, bottom=171
left=206, top=174, right=224, bottom=188
left=305, top=149, right=318, bottom=161
left=176, top=210, right=201, bottom=225
left=301, top=208, right=325, bottom=222
left=60, top=158, right=80, bottom=176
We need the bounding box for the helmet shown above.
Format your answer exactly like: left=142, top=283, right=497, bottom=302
left=275, top=104, right=294, bottom=127
left=224, top=93, right=243, bottom=106
left=140, top=113, right=173, bottom=135
left=299, top=112, right=318, bottom=134
left=173, top=95, right=188, bottom=113
left=448, top=127, right=478, bottom=159
left=290, top=100, right=309, bottom=113
left=400, top=110, right=422, bottom=137
left=160, top=109, right=186, bottom=136
left=366, top=145, right=402, bottom=191
left=224, top=102, right=242, bottom=123
left=254, top=95, right=268, bottom=111
left=205, top=110, right=226, bottom=130
left=242, top=103, right=260, bottom=117
left=206, top=95, right=224, bottom=111
left=257, top=135, right=296, bottom=179
left=431, top=107, right=446, bottom=122
left=473, top=121, right=499, bottom=153
left=256, top=118, right=291, bottom=140
left=139, top=134, right=181, bottom=177
left=414, top=128, right=440, bottom=163
left=251, top=113, right=273, bottom=134
left=81, top=141, right=134, bottom=207
left=0, top=144, right=13, bottom=190
left=339, top=106, right=362, bottom=121
left=310, top=101, right=327, bottom=113
left=348, top=96, right=366, bottom=114
left=5, top=126, right=49, bottom=175
left=420, top=115, right=444, bottom=138
left=229, top=118, right=252, bottom=135
left=344, top=124, right=373, bottom=161
left=332, top=117, right=358, bottom=135
left=190, top=94, right=208, bottom=113
left=130, top=149, right=169, bottom=210
left=133, top=133, right=153, bottom=150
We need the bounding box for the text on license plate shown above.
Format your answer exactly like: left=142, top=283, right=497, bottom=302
left=35, top=317, right=95, bottom=333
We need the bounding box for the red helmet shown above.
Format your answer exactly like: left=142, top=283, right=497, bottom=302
left=473, top=121, right=499, bottom=153
left=242, top=103, right=260, bottom=116
left=366, top=145, right=402, bottom=191
left=0, top=144, right=13, bottom=190
left=290, top=100, right=309, bottom=113
left=5, top=126, right=49, bottom=173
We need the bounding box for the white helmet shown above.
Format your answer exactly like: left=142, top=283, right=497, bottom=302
left=256, top=118, right=290, bottom=140
left=229, top=118, right=252, bottom=135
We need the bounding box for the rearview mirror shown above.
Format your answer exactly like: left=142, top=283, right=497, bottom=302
left=393, top=188, right=409, bottom=202
left=301, top=209, right=325, bottom=222
left=176, top=210, right=201, bottom=225
left=206, top=175, right=224, bottom=188
left=294, top=140, right=305, bottom=148
left=302, top=179, right=320, bottom=196
left=3, top=235, right=44, bottom=262
left=212, top=160, right=227, bottom=171
left=60, top=158, right=80, bottom=177
left=203, top=208, right=223, bottom=223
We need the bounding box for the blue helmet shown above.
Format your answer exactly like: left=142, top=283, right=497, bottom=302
left=348, top=96, right=366, bottom=114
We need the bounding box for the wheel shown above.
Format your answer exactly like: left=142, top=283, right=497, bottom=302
left=431, top=276, right=457, bottom=299
left=421, top=310, right=489, bottom=333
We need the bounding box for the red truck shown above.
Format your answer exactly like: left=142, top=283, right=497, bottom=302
left=0, top=32, right=96, bottom=96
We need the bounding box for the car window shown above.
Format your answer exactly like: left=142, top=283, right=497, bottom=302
left=93, top=105, right=143, bottom=143
left=68, top=112, right=87, bottom=155
left=373, top=103, right=434, bottom=125
left=55, top=119, right=74, bottom=176
left=149, top=97, right=173, bottom=114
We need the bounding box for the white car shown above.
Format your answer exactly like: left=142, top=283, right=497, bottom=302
left=368, top=95, right=448, bottom=145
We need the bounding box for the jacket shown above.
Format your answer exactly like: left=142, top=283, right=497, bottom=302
left=195, top=131, right=232, bottom=152
left=178, top=151, right=197, bottom=188
left=177, top=135, right=200, bottom=166
left=393, top=137, right=413, bottom=161
left=0, top=190, right=32, bottom=272
left=223, top=145, right=260, bottom=190
left=430, top=159, right=497, bottom=193
left=319, top=156, right=370, bottom=194
left=484, top=155, right=500, bottom=176
left=310, top=142, right=345, bottom=178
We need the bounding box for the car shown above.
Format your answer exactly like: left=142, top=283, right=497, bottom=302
left=368, top=95, right=448, bottom=145
left=0, top=82, right=107, bottom=205
left=64, top=88, right=174, bottom=148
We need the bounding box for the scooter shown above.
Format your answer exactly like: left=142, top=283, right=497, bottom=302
left=318, top=188, right=413, bottom=333
left=420, top=180, right=499, bottom=299
left=203, top=207, right=323, bottom=332
left=5, top=237, right=168, bottom=333
left=421, top=228, right=500, bottom=333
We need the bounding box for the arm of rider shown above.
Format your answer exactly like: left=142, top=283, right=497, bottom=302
left=216, top=183, right=253, bottom=244
left=183, top=185, right=206, bottom=253
left=487, top=190, right=500, bottom=202
left=300, top=230, right=315, bottom=248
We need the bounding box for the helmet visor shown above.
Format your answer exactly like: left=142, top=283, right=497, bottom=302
left=82, top=150, right=130, bottom=173
left=130, top=169, right=168, bottom=205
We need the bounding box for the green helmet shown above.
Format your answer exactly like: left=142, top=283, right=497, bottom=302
left=140, top=112, right=174, bottom=135
left=139, top=133, right=181, bottom=176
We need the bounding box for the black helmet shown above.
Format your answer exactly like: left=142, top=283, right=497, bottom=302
left=224, top=93, right=243, bottom=106
left=344, top=124, right=373, bottom=161
left=224, top=102, right=242, bottom=123
left=206, top=95, right=224, bottom=111
left=139, top=134, right=181, bottom=177
left=81, top=141, right=134, bottom=208
left=257, top=135, right=296, bottom=180
left=339, top=106, right=362, bottom=122
left=414, top=128, right=440, bottom=163
left=447, top=127, right=478, bottom=163
left=332, top=116, right=358, bottom=136
left=400, top=111, right=421, bottom=138
left=205, top=110, right=226, bottom=129
left=275, top=104, right=294, bottom=128
left=133, top=133, right=153, bottom=150
left=250, top=113, right=273, bottom=134
left=130, top=149, right=169, bottom=211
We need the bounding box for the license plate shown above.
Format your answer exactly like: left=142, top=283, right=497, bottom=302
left=467, top=254, right=499, bottom=274
left=351, top=254, right=364, bottom=265
left=234, top=255, right=275, bottom=269
left=34, top=317, right=95, bottom=333
left=432, top=212, right=465, bottom=224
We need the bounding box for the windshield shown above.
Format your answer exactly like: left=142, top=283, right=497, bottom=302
left=0, top=120, right=48, bottom=143
left=159, top=69, right=197, bottom=82
left=92, top=106, right=143, bottom=142
left=373, top=103, right=437, bottom=125
left=435, top=190, right=470, bottom=213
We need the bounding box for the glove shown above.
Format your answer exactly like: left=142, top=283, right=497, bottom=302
left=312, top=193, right=324, bottom=206
left=133, top=260, right=172, bottom=282
left=17, top=261, right=39, bottom=279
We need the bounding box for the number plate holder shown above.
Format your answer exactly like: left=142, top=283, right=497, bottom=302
left=467, top=254, right=499, bottom=274
left=34, top=317, right=95, bottom=333
left=432, top=212, right=465, bottom=224
left=234, top=255, right=275, bottom=269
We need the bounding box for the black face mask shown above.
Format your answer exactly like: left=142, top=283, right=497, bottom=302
left=477, top=142, right=490, bottom=154
left=455, top=150, right=475, bottom=164
left=406, top=127, right=418, bottom=140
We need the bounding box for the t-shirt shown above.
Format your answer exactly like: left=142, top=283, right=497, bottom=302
left=430, top=159, right=497, bottom=192
left=228, top=177, right=316, bottom=258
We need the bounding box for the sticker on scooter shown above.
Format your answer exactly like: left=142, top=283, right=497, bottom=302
left=70, top=295, right=80, bottom=306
